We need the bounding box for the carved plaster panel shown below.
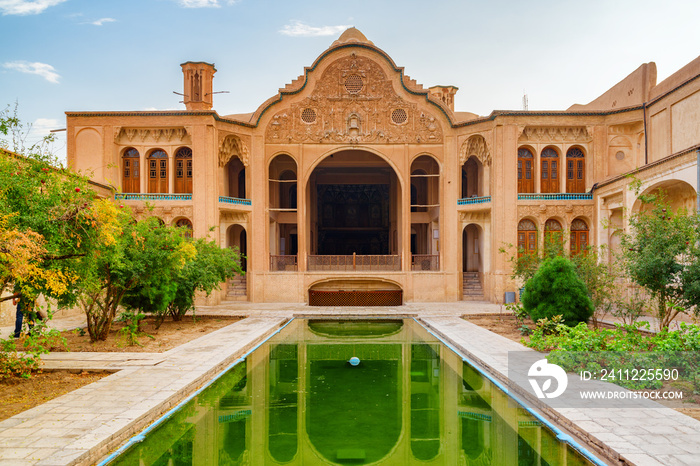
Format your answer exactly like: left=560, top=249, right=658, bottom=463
left=518, top=126, right=591, bottom=143
left=266, top=53, right=443, bottom=144
left=460, top=134, right=491, bottom=166
left=220, top=211, right=249, bottom=224
left=218, top=134, right=250, bottom=167
left=114, top=127, right=190, bottom=145
left=460, top=211, right=491, bottom=223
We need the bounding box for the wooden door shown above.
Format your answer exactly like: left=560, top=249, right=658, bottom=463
left=517, top=149, right=534, bottom=193
left=541, top=148, right=559, bottom=193
left=566, top=148, right=585, bottom=193
left=148, top=150, right=168, bottom=193
left=122, top=148, right=140, bottom=193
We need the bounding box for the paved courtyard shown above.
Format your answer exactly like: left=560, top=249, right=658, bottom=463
left=0, top=302, right=698, bottom=465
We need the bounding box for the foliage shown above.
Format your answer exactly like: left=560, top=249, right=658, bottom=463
left=610, top=286, right=650, bottom=325
left=534, top=314, right=565, bottom=335
left=521, top=256, right=594, bottom=326
left=506, top=302, right=531, bottom=335
left=1, top=106, right=98, bottom=305
left=526, top=322, right=700, bottom=391
left=570, top=246, right=616, bottom=326
left=116, top=310, right=153, bottom=347
left=77, top=210, right=194, bottom=341
left=620, top=190, right=700, bottom=329
left=0, top=305, right=66, bottom=379
left=167, top=238, right=243, bottom=324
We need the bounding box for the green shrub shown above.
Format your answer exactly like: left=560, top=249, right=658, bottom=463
left=522, top=256, right=593, bottom=326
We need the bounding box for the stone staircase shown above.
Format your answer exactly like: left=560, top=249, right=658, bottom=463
left=462, top=272, right=485, bottom=301
left=226, top=276, right=247, bottom=301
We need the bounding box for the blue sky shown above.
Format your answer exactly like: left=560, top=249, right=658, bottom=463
left=1, top=0, right=699, bottom=162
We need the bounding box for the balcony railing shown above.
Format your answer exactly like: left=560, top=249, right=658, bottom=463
left=219, top=196, right=252, bottom=206
left=517, top=193, right=592, bottom=201
left=458, top=196, right=491, bottom=205
left=115, top=193, right=192, bottom=201
left=270, top=255, right=298, bottom=271
left=308, top=254, right=401, bottom=271
left=411, top=254, right=440, bottom=271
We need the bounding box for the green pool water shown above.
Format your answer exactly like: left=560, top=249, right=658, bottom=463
left=108, top=319, right=595, bottom=465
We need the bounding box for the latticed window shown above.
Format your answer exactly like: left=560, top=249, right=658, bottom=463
left=541, top=148, right=559, bottom=193
left=147, top=149, right=168, bottom=193
left=517, top=219, right=537, bottom=257
left=174, top=147, right=192, bottom=193
left=517, top=148, right=534, bottom=193
left=570, top=218, right=589, bottom=255
left=566, top=147, right=585, bottom=193
left=122, top=148, right=140, bottom=193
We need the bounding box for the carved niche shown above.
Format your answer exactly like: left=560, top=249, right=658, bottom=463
left=218, top=134, right=250, bottom=167
left=114, top=127, right=190, bottom=145
left=460, top=134, right=491, bottom=166
left=266, top=53, right=443, bottom=144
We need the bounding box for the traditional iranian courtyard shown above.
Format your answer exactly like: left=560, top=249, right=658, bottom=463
left=2, top=2, right=700, bottom=465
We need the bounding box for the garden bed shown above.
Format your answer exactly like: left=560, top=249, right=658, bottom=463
left=464, top=313, right=700, bottom=422
left=0, top=315, right=244, bottom=421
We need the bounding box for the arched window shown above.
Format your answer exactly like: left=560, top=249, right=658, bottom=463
left=540, top=148, right=559, bottom=193
left=175, top=218, right=193, bottom=239
left=544, top=219, right=563, bottom=253
left=122, top=148, right=140, bottom=193
left=174, top=147, right=192, bottom=193
left=148, top=149, right=168, bottom=193
left=566, top=148, right=585, bottom=193
left=570, top=218, right=589, bottom=255
left=517, top=219, right=537, bottom=257
left=517, top=148, right=534, bottom=193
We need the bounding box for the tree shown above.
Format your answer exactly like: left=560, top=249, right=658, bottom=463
left=621, top=192, right=699, bottom=329
left=521, top=256, right=594, bottom=326
left=1, top=108, right=98, bottom=304
left=77, top=207, right=195, bottom=341
left=167, top=238, right=243, bottom=324
left=570, top=246, right=616, bottom=327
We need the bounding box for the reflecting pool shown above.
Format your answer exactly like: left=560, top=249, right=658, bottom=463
left=108, top=319, right=595, bottom=465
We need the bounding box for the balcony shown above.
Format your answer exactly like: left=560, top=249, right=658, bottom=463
left=457, top=196, right=491, bottom=206
left=115, top=193, right=192, bottom=201
left=411, top=254, right=439, bottom=271
left=219, top=196, right=252, bottom=206
left=307, top=254, right=401, bottom=272
left=517, top=193, right=592, bottom=201
left=270, top=255, right=298, bottom=271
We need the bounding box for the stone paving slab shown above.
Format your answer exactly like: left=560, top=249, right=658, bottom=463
left=420, top=316, right=700, bottom=466
left=40, top=353, right=165, bottom=371
left=0, top=317, right=288, bottom=465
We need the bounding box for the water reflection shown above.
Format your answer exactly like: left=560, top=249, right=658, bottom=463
left=111, top=320, right=593, bottom=465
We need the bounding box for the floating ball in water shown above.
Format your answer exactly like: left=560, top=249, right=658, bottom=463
left=349, top=357, right=360, bottom=366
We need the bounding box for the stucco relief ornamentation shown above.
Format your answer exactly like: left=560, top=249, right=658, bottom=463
left=460, top=134, right=491, bottom=166
left=114, top=127, right=190, bottom=145
left=266, top=54, right=442, bottom=144
left=219, top=134, right=250, bottom=167
left=460, top=211, right=490, bottom=223
left=220, top=212, right=249, bottom=224
left=517, top=204, right=593, bottom=225
left=518, top=126, right=591, bottom=143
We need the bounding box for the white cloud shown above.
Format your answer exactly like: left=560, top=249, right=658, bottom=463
left=280, top=21, right=351, bottom=37
left=3, top=61, right=60, bottom=83
left=88, top=17, right=116, bottom=26
left=178, top=0, right=219, bottom=7
left=0, top=0, right=67, bottom=15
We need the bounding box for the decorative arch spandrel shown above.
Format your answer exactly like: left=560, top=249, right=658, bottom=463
left=265, top=53, right=443, bottom=144
left=219, top=134, right=250, bottom=167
